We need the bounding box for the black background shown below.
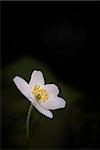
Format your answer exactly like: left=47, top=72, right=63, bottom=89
left=1, top=1, right=100, bottom=149
left=2, top=2, right=100, bottom=90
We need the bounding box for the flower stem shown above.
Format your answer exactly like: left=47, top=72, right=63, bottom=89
left=26, top=104, right=33, bottom=140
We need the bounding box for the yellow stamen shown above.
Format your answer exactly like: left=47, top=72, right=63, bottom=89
left=32, top=85, right=48, bottom=102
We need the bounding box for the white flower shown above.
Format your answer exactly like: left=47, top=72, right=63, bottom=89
left=13, top=70, right=66, bottom=119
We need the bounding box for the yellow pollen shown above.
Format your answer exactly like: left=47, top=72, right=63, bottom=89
left=32, top=85, right=48, bottom=102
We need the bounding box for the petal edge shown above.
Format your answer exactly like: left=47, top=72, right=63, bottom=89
left=29, top=70, right=45, bottom=90
left=13, top=76, right=32, bottom=102
left=40, top=95, right=66, bottom=110
left=31, top=101, right=53, bottom=119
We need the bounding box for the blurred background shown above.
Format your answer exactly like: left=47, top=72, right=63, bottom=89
left=1, top=1, right=100, bottom=149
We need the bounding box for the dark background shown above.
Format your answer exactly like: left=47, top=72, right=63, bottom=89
left=1, top=1, right=100, bottom=149
left=2, top=1, right=100, bottom=90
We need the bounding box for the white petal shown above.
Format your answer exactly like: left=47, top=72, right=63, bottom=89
left=29, top=70, right=45, bottom=90
left=13, top=76, right=32, bottom=102
left=31, top=101, right=53, bottom=119
left=40, top=95, right=66, bottom=110
left=42, top=84, right=59, bottom=95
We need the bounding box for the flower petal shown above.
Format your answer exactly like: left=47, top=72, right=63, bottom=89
left=13, top=76, right=32, bottom=102
left=31, top=101, right=53, bottom=119
left=40, top=95, right=66, bottom=110
left=42, top=84, right=59, bottom=95
left=29, top=70, right=45, bottom=90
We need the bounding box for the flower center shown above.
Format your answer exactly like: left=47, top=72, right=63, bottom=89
left=32, top=85, right=48, bottom=102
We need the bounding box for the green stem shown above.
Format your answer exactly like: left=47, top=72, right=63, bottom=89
left=26, top=104, right=33, bottom=140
